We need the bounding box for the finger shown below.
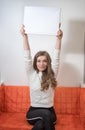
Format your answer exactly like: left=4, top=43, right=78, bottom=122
left=56, top=31, right=63, bottom=39
left=59, top=23, right=61, bottom=29
left=58, top=30, right=63, bottom=36
left=22, top=24, right=25, bottom=28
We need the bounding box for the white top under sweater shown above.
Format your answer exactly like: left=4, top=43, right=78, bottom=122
left=24, top=49, right=60, bottom=108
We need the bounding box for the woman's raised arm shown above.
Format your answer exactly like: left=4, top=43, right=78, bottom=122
left=20, top=25, right=33, bottom=74
left=52, top=29, right=63, bottom=77
left=20, top=25, right=30, bottom=50
left=55, top=29, right=63, bottom=50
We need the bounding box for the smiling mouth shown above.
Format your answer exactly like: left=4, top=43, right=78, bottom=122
left=39, top=67, right=45, bottom=69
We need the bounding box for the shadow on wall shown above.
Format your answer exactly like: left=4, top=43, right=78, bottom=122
left=63, top=20, right=85, bottom=54
left=58, top=62, right=81, bottom=87
left=59, top=21, right=85, bottom=86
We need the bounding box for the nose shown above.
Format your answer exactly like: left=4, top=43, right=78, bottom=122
left=40, top=61, right=44, bottom=66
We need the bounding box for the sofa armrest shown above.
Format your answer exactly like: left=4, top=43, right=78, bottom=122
left=0, top=86, right=4, bottom=113
left=80, top=88, right=85, bottom=127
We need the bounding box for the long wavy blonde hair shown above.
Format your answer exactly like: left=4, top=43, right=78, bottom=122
left=33, top=51, right=57, bottom=91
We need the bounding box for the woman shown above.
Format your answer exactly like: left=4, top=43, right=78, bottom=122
left=20, top=25, right=63, bottom=130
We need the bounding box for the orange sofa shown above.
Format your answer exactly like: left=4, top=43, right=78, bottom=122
left=0, top=85, right=85, bottom=130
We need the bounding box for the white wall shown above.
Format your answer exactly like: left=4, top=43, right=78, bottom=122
left=0, top=0, right=85, bottom=86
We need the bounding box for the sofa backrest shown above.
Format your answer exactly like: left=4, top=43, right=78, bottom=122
left=4, top=86, right=30, bottom=112
left=54, top=87, right=80, bottom=115
left=3, top=86, right=80, bottom=115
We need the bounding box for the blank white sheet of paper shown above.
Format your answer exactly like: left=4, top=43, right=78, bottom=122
left=24, top=6, right=61, bottom=35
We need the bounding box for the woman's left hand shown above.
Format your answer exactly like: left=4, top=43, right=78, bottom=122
left=56, top=29, right=63, bottom=40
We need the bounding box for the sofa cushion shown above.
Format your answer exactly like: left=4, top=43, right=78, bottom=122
left=4, top=86, right=30, bottom=112
left=0, top=113, right=32, bottom=130
left=0, top=113, right=83, bottom=130
left=56, top=114, right=83, bottom=130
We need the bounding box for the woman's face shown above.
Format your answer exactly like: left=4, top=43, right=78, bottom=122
left=36, top=55, right=48, bottom=72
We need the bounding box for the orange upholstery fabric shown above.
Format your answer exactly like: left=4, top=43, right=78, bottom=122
left=0, top=85, right=85, bottom=130
left=80, top=88, right=85, bottom=128
left=0, top=86, right=5, bottom=114
left=54, top=87, right=80, bottom=114
left=4, top=86, right=30, bottom=112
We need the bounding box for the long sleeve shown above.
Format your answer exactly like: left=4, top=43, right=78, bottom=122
left=52, top=49, right=60, bottom=77
left=24, top=50, right=33, bottom=74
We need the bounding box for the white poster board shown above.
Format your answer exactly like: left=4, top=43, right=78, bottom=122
left=24, top=6, right=61, bottom=35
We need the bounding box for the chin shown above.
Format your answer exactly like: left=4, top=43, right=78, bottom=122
left=40, top=69, right=47, bottom=72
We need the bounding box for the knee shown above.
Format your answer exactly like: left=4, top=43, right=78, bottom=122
left=37, top=121, right=44, bottom=130
left=32, top=120, right=44, bottom=130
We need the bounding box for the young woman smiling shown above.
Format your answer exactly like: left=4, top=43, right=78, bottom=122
left=20, top=25, right=63, bottom=130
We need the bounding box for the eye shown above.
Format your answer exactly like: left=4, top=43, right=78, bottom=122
left=37, top=60, right=41, bottom=62
left=43, top=60, right=47, bottom=63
